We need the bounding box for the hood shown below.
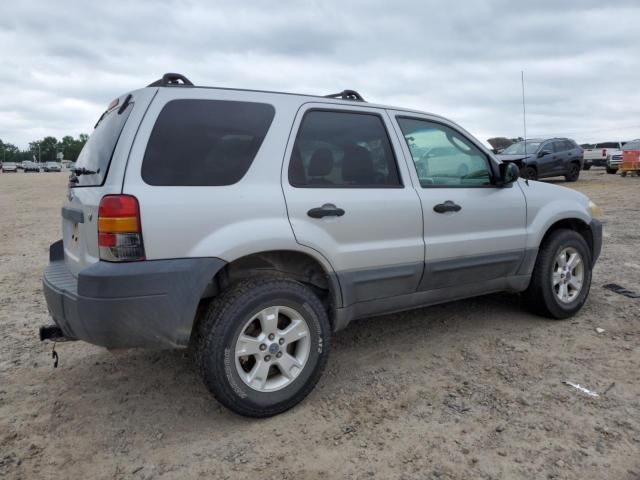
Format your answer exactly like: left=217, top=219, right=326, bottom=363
left=497, top=153, right=535, bottom=162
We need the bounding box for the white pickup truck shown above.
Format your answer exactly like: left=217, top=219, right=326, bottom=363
left=583, top=141, right=624, bottom=170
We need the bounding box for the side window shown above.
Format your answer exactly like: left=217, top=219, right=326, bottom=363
left=552, top=141, right=566, bottom=153
left=396, top=117, right=493, bottom=187
left=289, top=110, right=401, bottom=188
left=142, top=99, right=275, bottom=186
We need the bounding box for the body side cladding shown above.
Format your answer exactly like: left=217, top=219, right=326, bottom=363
left=419, top=250, right=524, bottom=290
left=333, top=275, right=531, bottom=331
left=337, top=262, right=424, bottom=307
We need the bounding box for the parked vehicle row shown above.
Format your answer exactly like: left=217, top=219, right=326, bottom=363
left=0, top=161, right=65, bottom=173
left=494, top=137, right=639, bottom=179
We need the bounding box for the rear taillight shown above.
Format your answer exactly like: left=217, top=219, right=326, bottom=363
left=97, top=195, right=145, bottom=262
left=602, top=149, right=607, bottom=157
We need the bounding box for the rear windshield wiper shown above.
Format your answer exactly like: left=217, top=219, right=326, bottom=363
left=68, top=167, right=99, bottom=186
left=72, top=167, right=99, bottom=176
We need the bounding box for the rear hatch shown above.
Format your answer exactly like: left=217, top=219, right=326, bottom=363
left=62, top=88, right=156, bottom=276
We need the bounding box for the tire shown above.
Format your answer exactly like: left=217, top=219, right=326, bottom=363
left=606, top=167, right=618, bottom=174
left=523, top=229, right=592, bottom=319
left=196, top=275, right=330, bottom=417
left=582, top=163, right=591, bottom=171
left=520, top=166, right=538, bottom=181
left=564, top=163, right=580, bottom=182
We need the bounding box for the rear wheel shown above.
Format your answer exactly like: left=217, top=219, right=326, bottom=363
left=520, top=166, right=538, bottom=181
left=582, top=163, right=591, bottom=170
left=564, top=163, right=580, bottom=182
left=196, top=275, right=331, bottom=417
left=523, top=229, right=592, bottom=319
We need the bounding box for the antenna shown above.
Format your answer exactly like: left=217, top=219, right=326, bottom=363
left=521, top=71, right=527, bottom=156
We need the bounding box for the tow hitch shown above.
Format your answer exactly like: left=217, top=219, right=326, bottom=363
left=39, top=324, right=75, bottom=368
left=39, top=324, right=70, bottom=342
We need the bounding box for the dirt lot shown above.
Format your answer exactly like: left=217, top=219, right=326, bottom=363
left=0, top=170, right=639, bottom=480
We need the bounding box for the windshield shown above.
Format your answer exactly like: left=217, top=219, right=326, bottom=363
left=502, top=141, right=542, bottom=155
left=623, top=140, right=640, bottom=151
left=73, top=101, right=133, bottom=186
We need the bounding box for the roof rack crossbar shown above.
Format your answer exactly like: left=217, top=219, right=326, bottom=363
left=324, top=89, right=365, bottom=102
left=147, top=73, right=194, bottom=87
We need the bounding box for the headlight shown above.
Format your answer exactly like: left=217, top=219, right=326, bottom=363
left=588, top=200, right=600, bottom=218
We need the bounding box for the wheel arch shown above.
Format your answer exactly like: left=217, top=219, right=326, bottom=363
left=195, top=249, right=342, bottom=334
left=537, top=218, right=594, bottom=259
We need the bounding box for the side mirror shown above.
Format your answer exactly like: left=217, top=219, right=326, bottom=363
left=538, top=150, right=551, bottom=158
left=499, top=162, right=520, bottom=186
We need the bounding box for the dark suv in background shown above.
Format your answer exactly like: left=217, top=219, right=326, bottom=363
left=497, top=137, right=583, bottom=182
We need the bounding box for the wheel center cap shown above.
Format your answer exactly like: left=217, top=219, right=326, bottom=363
left=268, top=343, right=280, bottom=354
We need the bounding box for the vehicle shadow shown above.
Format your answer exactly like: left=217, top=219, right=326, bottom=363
left=47, top=291, right=549, bottom=433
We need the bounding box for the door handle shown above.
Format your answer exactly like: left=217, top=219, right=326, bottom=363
left=433, top=200, right=462, bottom=214
left=307, top=203, right=345, bottom=218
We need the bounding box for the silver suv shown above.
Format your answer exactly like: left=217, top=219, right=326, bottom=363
left=41, top=73, right=602, bottom=417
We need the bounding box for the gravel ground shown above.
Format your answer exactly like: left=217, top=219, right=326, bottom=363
left=1, top=170, right=639, bottom=480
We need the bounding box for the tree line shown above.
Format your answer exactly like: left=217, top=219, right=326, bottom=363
left=0, top=134, right=88, bottom=163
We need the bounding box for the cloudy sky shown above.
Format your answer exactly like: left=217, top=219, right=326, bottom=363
left=1, top=0, right=639, bottom=149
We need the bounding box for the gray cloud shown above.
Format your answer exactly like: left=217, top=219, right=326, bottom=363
left=1, top=0, right=639, bottom=148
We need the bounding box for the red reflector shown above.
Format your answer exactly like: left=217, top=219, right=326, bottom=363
left=99, top=195, right=139, bottom=218
left=98, top=232, right=117, bottom=247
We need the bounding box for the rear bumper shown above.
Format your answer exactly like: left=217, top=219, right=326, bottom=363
left=42, top=240, right=226, bottom=349
left=591, top=158, right=607, bottom=167
left=590, top=219, right=603, bottom=265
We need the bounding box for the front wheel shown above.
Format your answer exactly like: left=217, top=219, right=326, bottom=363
left=196, top=276, right=331, bottom=417
left=523, top=229, right=592, bottom=319
left=606, top=167, right=618, bottom=174
left=564, top=163, right=580, bottom=182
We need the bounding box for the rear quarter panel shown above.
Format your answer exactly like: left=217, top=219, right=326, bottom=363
left=121, top=88, right=334, bottom=272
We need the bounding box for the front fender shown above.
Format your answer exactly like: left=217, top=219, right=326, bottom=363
left=524, top=181, right=592, bottom=249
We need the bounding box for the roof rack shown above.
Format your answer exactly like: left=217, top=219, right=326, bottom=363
left=324, top=89, right=366, bottom=102
left=147, top=73, right=194, bottom=87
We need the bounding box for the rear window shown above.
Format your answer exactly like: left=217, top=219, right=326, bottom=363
left=74, top=101, right=133, bottom=186
left=596, top=142, right=619, bottom=149
left=142, top=99, right=275, bottom=186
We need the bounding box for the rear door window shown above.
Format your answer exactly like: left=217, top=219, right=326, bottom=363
left=289, top=110, right=401, bottom=188
left=142, top=99, right=275, bottom=186
left=73, top=102, right=133, bottom=186
left=552, top=141, right=566, bottom=153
